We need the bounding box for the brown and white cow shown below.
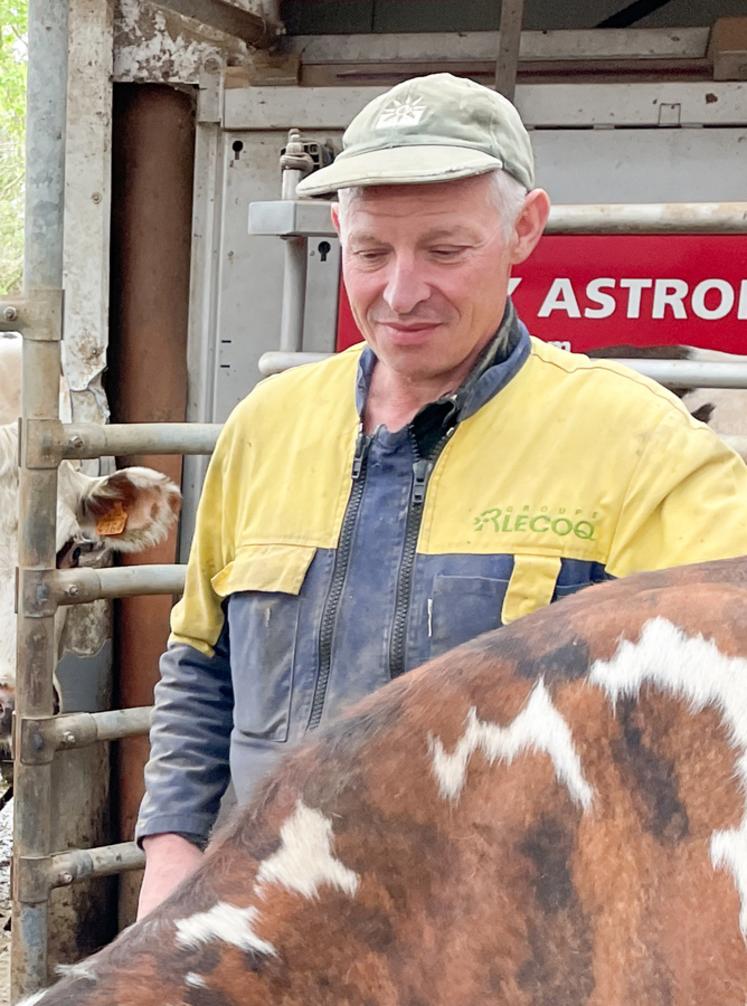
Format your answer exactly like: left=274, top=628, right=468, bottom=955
left=0, top=334, right=180, bottom=731
left=23, top=555, right=747, bottom=1005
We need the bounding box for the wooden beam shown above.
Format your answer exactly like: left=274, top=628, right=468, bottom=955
left=495, top=0, right=524, bottom=100
left=156, top=0, right=281, bottom=47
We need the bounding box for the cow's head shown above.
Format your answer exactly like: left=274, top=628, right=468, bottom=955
left=0, top=424, right=181, bottom=738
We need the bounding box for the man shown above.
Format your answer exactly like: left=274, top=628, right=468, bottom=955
left=136, top=73, right=747, bottom=916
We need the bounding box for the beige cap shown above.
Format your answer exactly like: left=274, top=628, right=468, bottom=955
left=296, top=72, right=534, bottom=197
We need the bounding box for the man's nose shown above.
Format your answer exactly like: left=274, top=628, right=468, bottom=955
left=382, top=257, right=431, bottom=316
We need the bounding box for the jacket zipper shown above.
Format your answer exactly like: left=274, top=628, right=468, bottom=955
left=307, top=427, right=370, bottom=730
left=388, top=426, right=454, bottom=679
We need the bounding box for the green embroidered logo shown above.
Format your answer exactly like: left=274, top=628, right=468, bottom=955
left=473, top=506, right=598, bottom=541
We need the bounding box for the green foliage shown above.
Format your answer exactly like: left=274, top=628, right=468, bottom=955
left=0, top=0, right=27, bottom=295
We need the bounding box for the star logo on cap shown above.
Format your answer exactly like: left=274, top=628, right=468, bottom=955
left=375, top=96, right=427, bottom=130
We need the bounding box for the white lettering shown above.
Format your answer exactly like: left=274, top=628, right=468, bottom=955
left=652, top=279, right=688, bottom=319
left=508, top=276, right=523, bottom=295
left=619, top=278, right=653, bottom=319
left=691, top=279, right=735, bottom=321
left=584, top=278, right=617, bottom=319
left=538, top=278, right=581, bottom=318
left=739, top=280, right=747, bottom=321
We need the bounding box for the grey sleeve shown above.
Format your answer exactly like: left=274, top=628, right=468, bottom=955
left=135, top=618, right=233, bottom=845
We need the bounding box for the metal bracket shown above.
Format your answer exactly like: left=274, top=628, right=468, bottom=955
left=16, top=715, right=57, bottom=767
left=197, top=69, right=223, bottom=124
left=19, top=417, right=66, bottom=469
left=0, top=288, right=64, bottom=341
left=16, top=568, right=58, bottom=619
left=14, top=855, right=53, bottom=904
left=249, top=199, right=336, bottom=237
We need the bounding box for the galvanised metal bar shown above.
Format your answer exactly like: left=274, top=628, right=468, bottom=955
left=608, top=359, right=747, bottom=389
left=49, top=842, right=145, bottom=890
left=12, top=0, right=70, bottom=997
left=279, top=130, right=314, bottom=353
left=20, top=708, right=153, bottom=762
left=259, top=351, right=329, bottom=376
left=60, top=421, right=221, bottom=459
left=52, top=564, right=186, bottom=605
left=545, top=202, right=747, bottom=234
left=249, top=200, right=747, bottom=237
left=258, top=352, right=747, bottom=391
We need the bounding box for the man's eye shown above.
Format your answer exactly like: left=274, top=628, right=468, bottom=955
left=431, top=247, right=464, bottom=259
left=355, top=250, right=387, bottom=263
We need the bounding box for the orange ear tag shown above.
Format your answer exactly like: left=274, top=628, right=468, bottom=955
left=96, top=501, right=129, bottom=536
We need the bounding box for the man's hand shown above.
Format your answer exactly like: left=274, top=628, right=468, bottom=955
left=137, top=833, right=204, bottom=920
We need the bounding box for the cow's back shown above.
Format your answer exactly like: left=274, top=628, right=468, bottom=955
left=27, top=557, right=747, bottom=1005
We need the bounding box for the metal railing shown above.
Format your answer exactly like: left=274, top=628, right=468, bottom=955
left=4, top=302, right=213, bottom=997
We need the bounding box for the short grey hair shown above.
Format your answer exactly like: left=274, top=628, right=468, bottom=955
left=336, top=169, right=528, bottom=240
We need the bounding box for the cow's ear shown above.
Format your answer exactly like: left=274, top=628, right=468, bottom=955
left=78, top=467, right=181, bottom=553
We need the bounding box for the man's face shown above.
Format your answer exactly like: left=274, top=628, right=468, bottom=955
left=333, top=174, right=531, bottom=383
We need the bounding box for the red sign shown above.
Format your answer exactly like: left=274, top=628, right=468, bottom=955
left=336, top=235, right=747, bottom=355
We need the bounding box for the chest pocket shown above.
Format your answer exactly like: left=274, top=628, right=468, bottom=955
left=212, top=543, right=315, bottom=743
left=429, top=555, right=563, bottom=658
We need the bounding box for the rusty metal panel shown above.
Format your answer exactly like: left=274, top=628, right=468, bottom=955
left=107, top=83, right=194, bottom=927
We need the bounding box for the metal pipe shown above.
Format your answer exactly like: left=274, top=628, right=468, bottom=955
left=546, top=202, right=747, bottom=234
left=279, top=130, right=314, bottom=353
left=495, top=0, right=525, bottom=100
left=19, top=707, right=154, bottom=765
left=259, top=351, right=747, bottom=391
left=608, top=359, right=747, bottom=389
left=54, top=565, right=186, bottom=605
left=280, top=238, right=308, bottom=352
left=248, top=199, right=747, bottom=238
left=259, top=351, right=330, bottom=376
left=13, top=0, right=69, bottom=996
left=45, top=708, right=153, bottom=752
left=49, top=842, right=145, bottom=890
left=61, top=421, right=221, bottom=459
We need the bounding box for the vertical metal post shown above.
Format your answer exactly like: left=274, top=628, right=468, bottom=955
left=279, top=129, right=313, bottom=352
left=495, top=0, right=525, bottom=101
left=11, top=0, right=69, bottom=999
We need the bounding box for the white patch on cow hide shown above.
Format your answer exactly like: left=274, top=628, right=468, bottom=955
left=256, top=800, right=359, bottom=900
left=17, top=992, right=47, bottom=1006
left=429, top=679, right=594, bottom=808
left=589, top=616, right=747, bottom=936
left=55, top=961, right=96, bottom=982
left=174, top=902, right=276, bottom=957
left=184, top=972, right=207, bottom=989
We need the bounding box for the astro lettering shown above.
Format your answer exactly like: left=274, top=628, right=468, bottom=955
left=473, top=506, right=598, bottom=540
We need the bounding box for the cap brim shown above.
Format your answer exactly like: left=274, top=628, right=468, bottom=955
left=295, top=145, right=502, bottom=197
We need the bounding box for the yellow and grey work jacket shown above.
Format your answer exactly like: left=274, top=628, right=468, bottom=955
left=136, top=311, right=747, bottom=845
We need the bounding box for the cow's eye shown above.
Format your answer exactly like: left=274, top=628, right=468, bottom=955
left=56, top=539, right=77, bottom=568
left=56, top=538, right=99, bottom=569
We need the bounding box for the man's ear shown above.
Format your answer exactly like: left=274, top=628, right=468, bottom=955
left=510, top=188, right=551, bottom=266
left=330, top=202, right=342, bottom=238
